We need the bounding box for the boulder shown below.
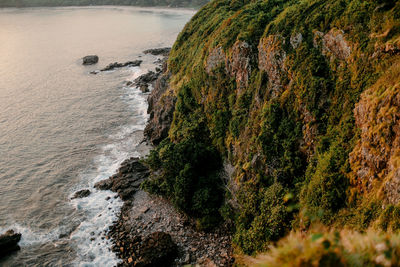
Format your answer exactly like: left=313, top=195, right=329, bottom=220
left=95, top=158, right=149, bottom=201
left=82, top=55, right=99, bottom=65
left=143, top=47, right=171, bottom=56
left=135, top=232, right=178, bottom=267
left=0, top=230, right=21, bottom=259
left=71, top=189, right=91, bottom=199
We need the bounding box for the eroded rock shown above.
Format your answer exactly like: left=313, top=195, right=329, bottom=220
left=258, top=35, right=287, bottom=97
left=228, top=41, right=252, bottom=89
left=143, top=47, right=171, bottom=56
left=314, top=29, right=351, bottom=61
left=206, top=46, right=227, bottom=74
left=71, top=189, right=91, bottom=199
left=82, top=55, right=99, bottom=65
left=94, top=157, right=149, bottom=200
left=0, top=230, right=21, bottom=259
left=144, top=72, right=175, bottom=145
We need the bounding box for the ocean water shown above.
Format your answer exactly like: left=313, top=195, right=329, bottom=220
left=0, top=6, right=193, bottom=266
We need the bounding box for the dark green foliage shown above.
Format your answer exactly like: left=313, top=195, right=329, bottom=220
left=301, top=144, right=349, bottom=223
left=379, top=205, right=400, bottom=232
left=142, top=137, right=223, bottom=230
left=258, top=102, right=305, bottom=187
left=143, top=83, right=224, bottom=230
left=234, top=183, right=294, bottom=254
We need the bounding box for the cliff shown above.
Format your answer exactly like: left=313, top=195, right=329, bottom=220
left=143, top=0, right=400, bottom=262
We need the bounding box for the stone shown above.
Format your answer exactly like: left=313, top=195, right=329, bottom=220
left=82, top=55, right=99, bottom=65
left=144, top=72, right=176, bottom=145
left=71, top=189, right=91, bottom=199
left=0, top=230, right=22, bottom=259
left=100, top=60, right=142, bottom=72
left=135, top=232, right=178, bottom=267
left=143, top=47, right=171, bottom=56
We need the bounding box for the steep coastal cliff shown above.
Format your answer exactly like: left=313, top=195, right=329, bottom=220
left=143, top=0, right=400, bottom=264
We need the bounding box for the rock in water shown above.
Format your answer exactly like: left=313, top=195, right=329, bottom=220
left=143, top=47, right=171, bottom=56
left=94, top=157, right=149, bottom=200
left=0, top=230, right=22, bottom=259
left=71, top=189, right=91, bottom=199
left=82, top=55, right=99, bottom=65
left=135, top=232, right=178, bottom=267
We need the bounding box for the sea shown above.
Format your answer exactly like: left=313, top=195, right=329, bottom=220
left=0, top=6, right=193, bottom=266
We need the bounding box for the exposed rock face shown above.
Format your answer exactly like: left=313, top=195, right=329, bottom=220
left=144, top=72, right=176, bottom=145
left=258, top=35, right=287, bottom=97
left=71, top=189, right=91, bottom=199
left=135, top=232, right=178, bottom=267
left=82, top=55, right=99, bottom=65
left=290, top=33, right=303, bottom=49
left=228, top=41, right=252, bottom=89
left=134, top=71, right=159, bottom=88
left=314, top=29, right=351, bottom=61
left=206, top=46, right=227, bottom=74
left=0, top=230, right=22, bottom=259
left=350, top=62, right=400, bottom=202
left=94, top=157, right=149, bottom=200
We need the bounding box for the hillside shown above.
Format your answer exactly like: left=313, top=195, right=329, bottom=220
left=0, top=0, right=208, bottom=8
left=141, top=0, right=400, bottom=264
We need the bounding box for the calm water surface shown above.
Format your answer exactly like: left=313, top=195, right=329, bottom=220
left=0, top=6, right=193, bottom=266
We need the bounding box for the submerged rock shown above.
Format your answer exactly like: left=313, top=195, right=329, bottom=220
left=82, top=55, right=99, bottom=65
left=0, top=230, right=22, bottom=259
left=101, top=60, right=142, bottom=72
left=71, top=189, right=91, bottom=199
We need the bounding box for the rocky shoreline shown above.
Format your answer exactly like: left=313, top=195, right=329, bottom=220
left=97, top=158, right=234, bottom=267
left=88, top=48, right=234, bottom=266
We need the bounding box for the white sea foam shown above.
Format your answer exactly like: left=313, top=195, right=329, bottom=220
left=0, top=223, right=59, bottom=247
left=69, top=65, right=151, bottom=266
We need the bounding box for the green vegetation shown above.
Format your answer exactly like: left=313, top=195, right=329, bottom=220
left=0, top=0, right=208, bottom=8
left=240, top=228, right=400, bottom=267
left=142, top=84, right=224, bottom=230
left=142, top=0, right=400, bottom=264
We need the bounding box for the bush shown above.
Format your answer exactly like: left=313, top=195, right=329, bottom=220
left=234, top=183, right=294, bottom=254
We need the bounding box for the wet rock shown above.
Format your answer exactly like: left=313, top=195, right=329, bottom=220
left=143, top=47, right=171, bottom=56
left=0, top=230, right=22, bottom=259
left=71, top=189, right=91, bottom=199
left=94, top=178, right=113, bottom=191
left=135, top=232, right=178, bottom=267
left=101, top=60, right=142, bottom=71
left=135, top=71, right=158, bottom=85
left=140, top=84, right=149, bottom=93
left=82, top=55, right=99, bottom=65
left=95, top=158, right=149, bottom=201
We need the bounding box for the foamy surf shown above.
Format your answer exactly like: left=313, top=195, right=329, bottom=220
left=69, top=65, right=152, bottom=266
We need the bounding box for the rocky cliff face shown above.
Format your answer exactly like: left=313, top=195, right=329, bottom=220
left=351, top=61, right=400, bottom=204
left=144, top=71, right=176, bottom=146
left=146, top=0, right=400, bottom=256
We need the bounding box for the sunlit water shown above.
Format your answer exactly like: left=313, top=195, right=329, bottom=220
left=0, top=6, right=193, bottom=266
